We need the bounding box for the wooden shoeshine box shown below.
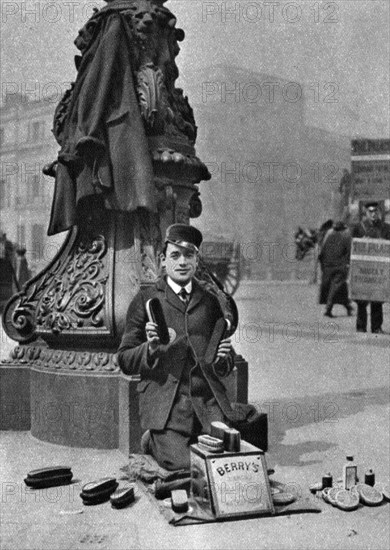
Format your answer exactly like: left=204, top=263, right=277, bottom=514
left=190, top=440, right=274, bottom=519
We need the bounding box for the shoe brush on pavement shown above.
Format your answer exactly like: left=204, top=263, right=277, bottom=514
left=80, top=478, right=118, bottom=505
left=24, top=466, right=73, bottom=489
left=110, top=485, right=135, bottom=509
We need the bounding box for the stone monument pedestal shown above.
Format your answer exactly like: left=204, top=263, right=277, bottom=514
left=0, top=352, right=248, bottom=455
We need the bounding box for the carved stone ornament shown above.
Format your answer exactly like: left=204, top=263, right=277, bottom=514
left=2, top=227, right=111, bottom=344
left=137, top=63, right=165, bottom=131
left=1, top=345, right=119, bottom=373
left=36, top=235, right=108, bottom=334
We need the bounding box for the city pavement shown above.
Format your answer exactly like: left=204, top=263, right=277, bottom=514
left=1, top=281, right=389, bottom=550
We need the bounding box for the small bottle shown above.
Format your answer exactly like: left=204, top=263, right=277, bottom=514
left=322, top=473, right=333, bottom=488
left=343, top=455, right=357, bottom=490
left=364, top=469, right=375, bottom=487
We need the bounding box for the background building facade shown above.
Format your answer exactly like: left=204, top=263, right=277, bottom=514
left=0, top=93, right=64, bottom=276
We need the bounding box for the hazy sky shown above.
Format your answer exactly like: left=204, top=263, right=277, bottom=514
left=1, top=0, right=389, bottom=137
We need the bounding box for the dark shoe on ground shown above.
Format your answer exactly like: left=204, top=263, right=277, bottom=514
left=346, top=306, right=354, bottom=316
left=324, top=310, right=334, bottom=318
left=357, top=328, right=367, bottom=333
left=372, top=328, right=385, bottom=334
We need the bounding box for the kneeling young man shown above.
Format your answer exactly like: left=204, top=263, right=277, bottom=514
left=117, top=224, right=234, bottom=471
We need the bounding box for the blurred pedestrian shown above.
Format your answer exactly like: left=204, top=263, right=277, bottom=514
left=318, top=221, right=353, bottom=318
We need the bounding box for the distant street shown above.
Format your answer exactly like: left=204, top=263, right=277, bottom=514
left=234, top=280, right=389, bottom=402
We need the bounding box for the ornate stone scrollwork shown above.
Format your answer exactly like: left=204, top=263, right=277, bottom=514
left=36, top=235, right=108, bottom=334
left=2, top=233, right=70, bottom=342
left=8, top=267, right=59, bottom=341
left=2, top=228, right=112, bottom=344
left=2, top=345, right=119, bottom=373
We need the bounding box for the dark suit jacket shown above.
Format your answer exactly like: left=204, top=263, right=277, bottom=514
left=117, top=278, right=234, bottom=431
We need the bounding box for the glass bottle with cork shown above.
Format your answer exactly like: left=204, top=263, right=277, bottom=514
left=343, top=455, right=357, bottom=489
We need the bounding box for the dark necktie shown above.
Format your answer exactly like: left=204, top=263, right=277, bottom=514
left=178, top=288, right=189, bottom=305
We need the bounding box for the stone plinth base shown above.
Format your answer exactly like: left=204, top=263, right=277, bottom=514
left=30, top=368, right=119, bottom=449
left=0, top=364, right=30, bottom=430
left=119, top=374, right=142, bottom=455
left=0, top=356, right=248, bottom=456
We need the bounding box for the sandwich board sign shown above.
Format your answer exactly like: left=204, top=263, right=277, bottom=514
left=351, top=139, right=390, bottom=201
left=350, top=238, right=390, bottom=302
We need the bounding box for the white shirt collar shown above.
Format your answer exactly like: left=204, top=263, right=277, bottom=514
left=167, top=276, right=192, bottom=296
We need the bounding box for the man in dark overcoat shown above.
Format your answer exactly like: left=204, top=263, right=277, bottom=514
left=351, top=202, right=390, bottom=333
left=318, top=221, right=353, bottom=317
left=117, top=224, right=235, bottom=471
